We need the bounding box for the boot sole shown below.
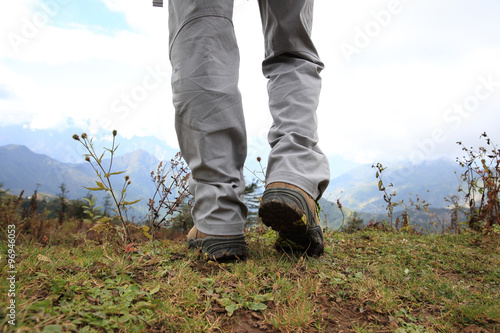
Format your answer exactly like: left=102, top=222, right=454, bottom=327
left=259, top=188, right=324, bottom=256
left=187, top=235, right=247, bottom=261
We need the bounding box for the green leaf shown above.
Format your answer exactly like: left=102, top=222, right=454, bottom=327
left=42, top=325, right=63, bottom=333
left=225, top=303, right=239, bottom=316
left=79, top=325, right=93, bottom=333
left=83, top=186, right=105, bottom=192
left=247, top=302, right=267, bottom=311
left=140, top=226, right=152, bottom=239
left=117, top=314, right=131, bottom=323
left=253, top=293, right=274, bottom=302
left=123, top=199, right=141, bottom=206
left=135, top=301, right=155, bottom=309
left=219, top=297, right=233, bottom=307
left=98, top=151, right=105, bottom=163
left=150, top=285, right=160, bottom=295
left=95, top=181, right=106, bottom=189
left=98, top=217, right=112, bottom=223
left=128, top=284, right=141, bottom=293
left=105, top=171, right=125, bottom=178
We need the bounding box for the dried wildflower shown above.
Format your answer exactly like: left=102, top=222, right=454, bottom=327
left=112, top=130, right=118, bottom=137
left=257, top=156, right=261, bottom=162
left=81, top=133, right=88, bottom=139
left=125, top=175, right=130, bottom=181
left=72, top=134, right=80, bottom=141
left=85, top=156, right=91, bottom=162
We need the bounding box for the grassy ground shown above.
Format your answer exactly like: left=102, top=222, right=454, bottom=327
left=1, top=226, right=499, bottom=332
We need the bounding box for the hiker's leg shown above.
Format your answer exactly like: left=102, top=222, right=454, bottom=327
left=257, top=0, right=330, bottom=199
left=169, top=0, right=247, bottom=236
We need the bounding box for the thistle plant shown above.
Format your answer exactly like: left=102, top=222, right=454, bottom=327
left=73, top=130, right=140, bottom=242
left=148, top=152, right=191, bottom=234
left=373, top=162, right=397, bottom=228
left=245, top=156, right=267, bottom=184
left=456, top=132, right=500, bottom=230
left=372, top=163, right=432, bottom=232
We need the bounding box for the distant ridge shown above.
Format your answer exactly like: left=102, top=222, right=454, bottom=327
left=0, top=144, right=161, bottom=214
left=325, top=158, right=464, bottom=213
left=0, top=144, right=87, bottom=196
left=1, top=143, right=466, bottom=224
left=0, top=124, right=178, bottom=164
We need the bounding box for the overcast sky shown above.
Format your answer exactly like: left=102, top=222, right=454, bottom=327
left=1, top=0, right=499, bottom=175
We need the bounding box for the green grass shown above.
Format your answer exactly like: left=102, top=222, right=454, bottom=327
left=1, top=227, right=499, bottom=332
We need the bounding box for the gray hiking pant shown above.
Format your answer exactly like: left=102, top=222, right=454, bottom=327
left=168, top=0, right=330, bottom=236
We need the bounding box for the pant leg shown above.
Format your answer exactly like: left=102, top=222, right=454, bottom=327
left=168, top=0, right=248, bottom=236
left=257, top=0, right=330, bottom=200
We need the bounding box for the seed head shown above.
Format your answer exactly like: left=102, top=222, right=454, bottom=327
left=81, top=133, right=88, bottom=139
left=125, top=175, right=130, bottom=181
left=112, top=130, right=118, bottom=137
left=72, top=134, right=80, bottom=141
left=257, top=156, right=261, bottom=162
left=85, top=156, right=91, bottom=162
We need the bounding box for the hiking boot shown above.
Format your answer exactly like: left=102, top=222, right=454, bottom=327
left=187, top=226, right=247, bottom=261
left=258, top=182, right=324, bottom=256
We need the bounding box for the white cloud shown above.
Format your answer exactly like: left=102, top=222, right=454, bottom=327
left=2, top=23, right=168, bottom=66
left=1, top=0, right=499, bottom=167
left=100, top=0, right=168, bottom=34
left=312, top=0, right=500, bottom=163
left=0, top=0, right=175, bottom=144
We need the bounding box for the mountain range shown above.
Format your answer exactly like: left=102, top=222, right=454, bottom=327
left=0, top=144, right=161, bottom=215
left=0, top=142, right=466, bottom=227
left=323, top=158, right=464, bottom=213
left=0, top=124, right=179, bottom=164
